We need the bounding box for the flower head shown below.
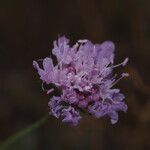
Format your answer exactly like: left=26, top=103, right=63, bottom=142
left=33, top=36, right=129, bottom=126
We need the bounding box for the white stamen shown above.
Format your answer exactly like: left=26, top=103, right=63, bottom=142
left=112, top=63, right=123, bottom=68
left=122, top=73, right=129, bottom=77
left=33, top=61, right=39, bottom=69
left=38, top=59, right=43, bottom=61
left=73, top=43, right=79, bottom=49
left=47, top=88, right=54, bottom=94
left=78, top=39, right=88, bottom=43
left=112, top=57, right=129, bottom=68
left=84, top=85, right=92, bottom=91
left=42, top=82, right=45, bottom=91
left=111, top=73, right=129, bottom=87
left=122, top=57, right=129, bottom=66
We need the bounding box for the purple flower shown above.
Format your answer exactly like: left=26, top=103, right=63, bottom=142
left=33, top=36, right=129, bottom=126
left=48, top=96, right=81, bottom=126
left=61, top=106, right=82, bottom=126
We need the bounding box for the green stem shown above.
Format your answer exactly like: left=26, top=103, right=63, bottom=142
left=0, top=115, right=49, bottom=150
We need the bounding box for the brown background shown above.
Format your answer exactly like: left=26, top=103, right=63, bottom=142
left=0, top=0, right=150, bottom=150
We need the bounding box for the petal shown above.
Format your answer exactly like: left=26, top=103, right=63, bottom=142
left=95, top=41, right=115, bottom=65
left=52, top=36, right=70, bottom=62
left=33, top=61, right=46, bottom=80
left=43, top=57, right=54, bottom=71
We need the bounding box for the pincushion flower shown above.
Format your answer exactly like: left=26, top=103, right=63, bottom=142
left=33, top=36, right=129, bottom=126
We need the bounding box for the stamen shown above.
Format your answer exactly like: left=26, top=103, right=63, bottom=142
left=42, top=82, right=45, bottom=91
left=38, top=59, right=44, bottom=61
left=33, top=61, right=39, bottom=69
left=78, top=39, right=88, bottom=43
left=111, top=73, right=129, bottom=87
left=121, top=73, right=129, bottom=77
left=112, top=57, right=129, bottom=68
left=122, top=57, right=129, bottom=66
left=47, top=88, right=54, bottom=94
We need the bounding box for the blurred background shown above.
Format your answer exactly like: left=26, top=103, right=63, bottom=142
left=0, top=0, right=150, bottom=150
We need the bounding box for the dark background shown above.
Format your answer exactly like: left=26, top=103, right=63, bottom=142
left=0, top=0, right=150, bottom=150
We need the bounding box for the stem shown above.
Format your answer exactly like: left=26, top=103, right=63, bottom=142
left=0, top=115, right=49, bottom=150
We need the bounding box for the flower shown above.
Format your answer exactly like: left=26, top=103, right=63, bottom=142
left=33, top=36, right=129, bottom=126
